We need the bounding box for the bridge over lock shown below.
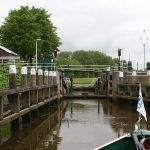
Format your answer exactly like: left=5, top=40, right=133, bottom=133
left=57, top=64, right=113, bottom=98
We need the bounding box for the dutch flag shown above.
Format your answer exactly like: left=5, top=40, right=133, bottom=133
left=137, top=88, right=147, bottom=121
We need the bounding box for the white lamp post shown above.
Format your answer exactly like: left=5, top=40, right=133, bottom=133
left=36, top=39, right=41, bottom=71
left=140, top=30, right=149, bottom=71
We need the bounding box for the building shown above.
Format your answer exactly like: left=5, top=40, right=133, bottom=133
left=0, top=46, right=20, bottom=63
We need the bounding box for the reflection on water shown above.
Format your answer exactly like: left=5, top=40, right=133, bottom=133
left=0, top=101, right=67, bottom=150
left=0, top=99, right=150, bottom=150
left=57, top=99, right=149, bottom=150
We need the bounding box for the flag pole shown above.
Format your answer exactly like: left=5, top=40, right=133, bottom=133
left=138, top=83, right=141, bottom=130
left=136, top=83, right=147, bottom=131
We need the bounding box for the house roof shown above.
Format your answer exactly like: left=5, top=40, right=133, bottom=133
left=0, top=45, right=17, bottom=56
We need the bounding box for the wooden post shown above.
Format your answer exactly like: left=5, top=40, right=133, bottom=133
left=21, top=66, right=30, bottom=108
left=56, top=71, right=61, bottom=101
left=30, top=68, right=36, bottom=87
left=44, top=70, right=49, bottom=99
left=49, top=71, right=53, bottom=97
left=21, top=66, right=28, bottom=87
left=53, top=71, right=57, bottom=85
left=9, top=65, right=17, bottom=89
left=30, top=68, right=37, bottom=105
left=44, top=70, right=48, bottom=85
left=37, top=69, right=43, bottom=102
left=48, top=71, right=53, bottom=85
left=8, top=65, right=20, bottom=113
left=131, top=71, right=137, bottom=84
left=53, top=71, right=57, bottom=96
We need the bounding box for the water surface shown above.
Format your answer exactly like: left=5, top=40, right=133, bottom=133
left=0, top=99, right=149, bottom=150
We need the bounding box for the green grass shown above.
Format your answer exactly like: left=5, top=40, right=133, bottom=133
left=72, top=78, right=96, bottom=84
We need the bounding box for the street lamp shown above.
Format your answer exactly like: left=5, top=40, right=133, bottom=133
left=140, top=29, right=149, bottom=71
left=36, top=39, right=41, bottom=71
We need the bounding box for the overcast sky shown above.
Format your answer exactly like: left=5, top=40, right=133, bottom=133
left=1, top=0, right=150, bottom=68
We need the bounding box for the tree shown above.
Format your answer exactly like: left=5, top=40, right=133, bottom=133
left=0, top=6, right=61, bottom=62
left=72, top=50, right=115, bottom=65
left=56, top=51, right=80, bottom=65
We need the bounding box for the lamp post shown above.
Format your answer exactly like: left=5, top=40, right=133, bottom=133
left=36, top=39, right=41, bottom=71
left=140, top=30, right=149, bottom=71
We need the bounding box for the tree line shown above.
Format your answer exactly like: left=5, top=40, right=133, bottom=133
left=56, top=50, right=117, bottom=66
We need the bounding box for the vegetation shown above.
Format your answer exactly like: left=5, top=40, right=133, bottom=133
left=56, top=50, right=116, bottom=66
left=56, top=50, right=118, bottom=78
left=73, top=78, right=96, bottom=84
left=0, top=64, right=22, bottom=89
left=0, top=6, right=61, bottom=63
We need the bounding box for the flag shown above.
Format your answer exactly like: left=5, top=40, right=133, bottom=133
left=137, top=89, right=147, bottom=121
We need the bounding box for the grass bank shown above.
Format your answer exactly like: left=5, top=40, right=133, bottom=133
left=72, top=78, right=96, bottom=87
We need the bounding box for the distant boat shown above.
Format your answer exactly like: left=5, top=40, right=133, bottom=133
left=94, top=84, right=150, bottom=150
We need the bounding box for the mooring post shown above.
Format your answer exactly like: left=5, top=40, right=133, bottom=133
left=49, top=71, right=54, bottom=97
left=129, top=71, right=137, bottom=97
left=9, top=65, right=17, bottom=89
left=21, top=66, right=30, bottom=108
left=0, top=97, right=3, bottom=121
left=30, top=68, right=36, bottom=87
left=30, top=68, right=37, bottom=105
left=48, top=71, right=53, bottom=85
left=21, top=66, right=28, bottom=87
left=44, top=70, right=48, bottom=85
left=44, top=70, right=49, bottom=99
left=53, top=71, right=57, bottom=85
left=37, top=69, right=43, bottom=102
left=57, top=71, right=61, bottom=101
left=131, top=71, right=137, bottom=84
left=8, top=65, right=20, bottom=113
left=53, top=71, right=57, bottom=96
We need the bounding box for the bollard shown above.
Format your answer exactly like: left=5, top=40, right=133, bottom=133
left=21, top=66, right=30, bottom=108
left=9, top=65, right=17, bottom=89
left=131, top=71, right=136, bottom=84
left=37, top=69, right=43, bottom=102
left=44, top=70, right=49, bottom=85
left=53, top=71, right=57, bottom=96
left=30, top=68, right=36, bottom=87
left=8, top=65, right=20, bottom=113
left=56, top=71, right=61, bottom=101
left=37, top=69, right=43, bottom=85
left=48, top=71, right=53, bottom=85
left=30, top=68, right=37, bottom=104
left=44, top=70, right=49, bottom=98
left=21, top=66, right=28, bottom=87
left=53, top=71, right=57, bottom=85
